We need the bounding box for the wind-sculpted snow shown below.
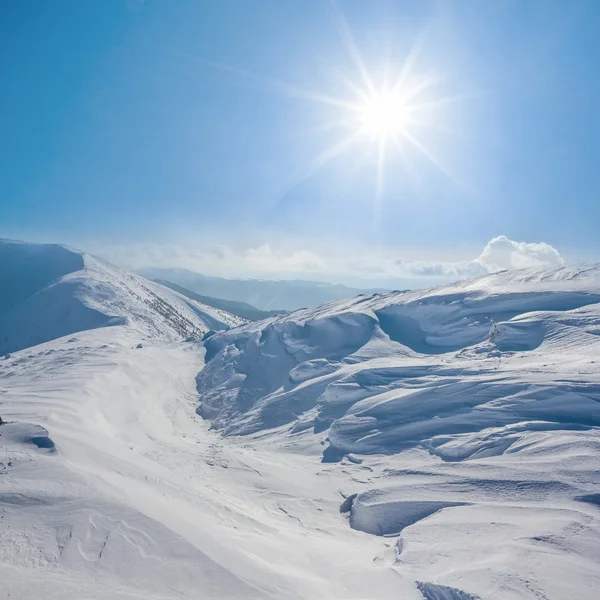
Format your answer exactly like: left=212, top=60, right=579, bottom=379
left=1, top=328, right=430, bottom=599
left=342, top=491, right=467, bottom=536
left=416, top=582, right=482, bottom=600
left=0, top=240, right=244, bottom=353
left=197, top=264, right=600, bottom=451
left=193, top=265, right=600, bottom=598
left=3, top=263, right=600, bottom=598
left=0, top=421, right=55, bottom=451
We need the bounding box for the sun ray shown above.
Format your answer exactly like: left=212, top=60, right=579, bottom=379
left=300, top=116, right=362, bottom=136
left=392, top=31, right=428, bottom=95
left=408, top=90, right=487, bottom=113
left=279, top=131, right=364, bottom=195
left=327, top=0, right=376, bottom=96
left=404, top=117, right=467, bottom=140
left=374, top=136, right=387, bottom=226
left=398, top=74, right=440, bottom=104
left=334, top=71, right=372, bottom=104
left=390, top=131, right=407, bottom=160
left=272, top=129, right=367, bottom=211
left=312, top=130, right=364, bottom=169
left=390, top=131, right=425, bottom=199
left=401, top=129, right=460, bottom=186
left=186, top=53, right=363, bottom=112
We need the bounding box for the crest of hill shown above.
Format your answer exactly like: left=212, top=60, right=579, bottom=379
left=197, top=262, right=600, bottom=458
left=0, top=239, right=243, bottom=354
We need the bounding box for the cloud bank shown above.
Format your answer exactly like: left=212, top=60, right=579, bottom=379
left=90, top=235, right=564, bottom=287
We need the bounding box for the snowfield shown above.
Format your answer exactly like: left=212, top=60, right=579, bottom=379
left=1, top=242, right=600, bottom=599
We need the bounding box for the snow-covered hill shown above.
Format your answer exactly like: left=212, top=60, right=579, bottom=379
left=0, top=239, right=244, bottom=354
left=193, top=263, right=600, bottom=597
left=2, top=257, right=600, bottom=599
left=198, top=264, right=600, bottom=441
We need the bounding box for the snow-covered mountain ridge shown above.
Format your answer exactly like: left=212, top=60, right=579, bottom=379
left=198, top=263, right=600, bottom=443
left=2, top=247, right=600, bottom=599
left=0, top=239, right=244, bottom=354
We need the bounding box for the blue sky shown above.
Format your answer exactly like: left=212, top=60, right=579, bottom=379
left=2, top=0, right=599, bottom=286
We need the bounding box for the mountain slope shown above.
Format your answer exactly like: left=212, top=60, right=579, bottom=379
left=0, top=240, right=243, bottom=354
left=198, top=264, right=600, bottom=440
left=154, top=278, right=285, bottom=321
left=137, top=267, right=387, bottom=311
left=2, top=255, right=600, bottom=599
left=192, top=264, right=600, bottom=598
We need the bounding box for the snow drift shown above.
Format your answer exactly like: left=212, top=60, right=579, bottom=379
left=197, top=264, right=600, bottom=447
left=195, top=264, right=600, bottom=598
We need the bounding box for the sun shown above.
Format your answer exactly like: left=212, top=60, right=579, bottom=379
left=359, top=90, right=411, bottom=139
left=201, top=4, right=462, bottom=216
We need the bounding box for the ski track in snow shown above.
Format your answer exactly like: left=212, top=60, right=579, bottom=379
left=1, top=243, right=600, bottom=599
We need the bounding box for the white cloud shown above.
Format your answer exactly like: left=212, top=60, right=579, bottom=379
left=244, top=244, right=328, bottom=273
left=89, top=242, right=328, bottom=278
left=380, top=236, right=564, bottom=282
left=86, top=235, right=564, bottom=286
left=390, top=258, right=487, bottom=279
left=476, top=235, right=564, bottom=271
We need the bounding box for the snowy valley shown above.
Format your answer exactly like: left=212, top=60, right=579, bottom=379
left=1, top=240, right=600, bottom=599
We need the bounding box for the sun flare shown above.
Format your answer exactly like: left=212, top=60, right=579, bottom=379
left=207, top=4, right=463, bottom=218
left=359, top=91, right=411, bottom=138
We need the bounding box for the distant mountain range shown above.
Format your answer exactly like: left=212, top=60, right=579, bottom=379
left=154, top=279, right=285, bottom=321
left=136, top=267, right=388, bottom=312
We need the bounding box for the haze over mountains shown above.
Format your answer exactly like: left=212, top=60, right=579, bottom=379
left=137, top=267, right=388, bottom=312
left=153, top=279, right=285, bottom=322
left=1, top=239, right=600, bottom=599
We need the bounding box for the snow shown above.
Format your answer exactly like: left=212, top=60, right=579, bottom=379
left=0, top=330, right=418, bottom=599
left=192, top=263, right=600, bottom=597
left=0, top=239, right=244, bottom=354
left=2, top=248, right=600, bottom=599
